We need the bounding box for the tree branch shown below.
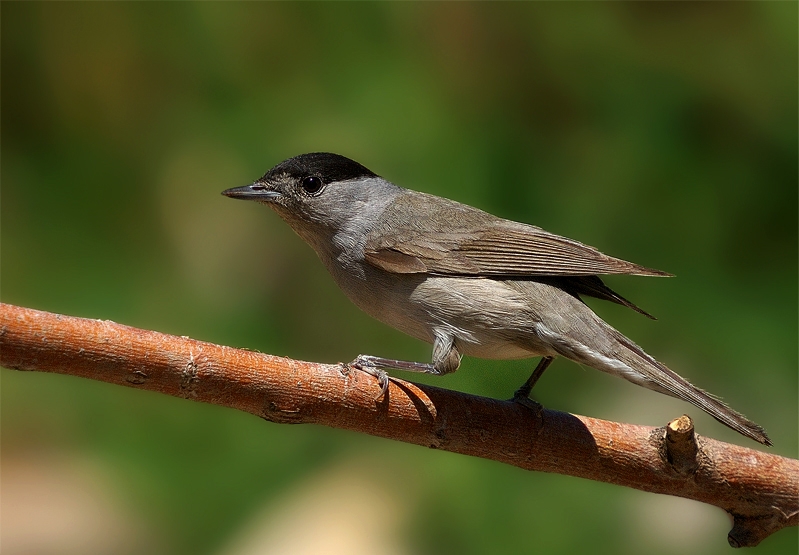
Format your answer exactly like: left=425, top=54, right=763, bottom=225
left=1, top=303, right=796, bottom=547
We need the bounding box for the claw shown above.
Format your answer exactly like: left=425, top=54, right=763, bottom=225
left=350, top=356, right=390, bottom=400
left=375, top=370, right=389, bottom=399
left=512, top=392, right=543, bottom=410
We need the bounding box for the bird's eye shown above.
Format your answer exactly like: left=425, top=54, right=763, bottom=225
left=300, top=176, right=324, bottom=196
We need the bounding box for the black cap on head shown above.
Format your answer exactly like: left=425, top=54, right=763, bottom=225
left=263, top=153, right=378, bottom=183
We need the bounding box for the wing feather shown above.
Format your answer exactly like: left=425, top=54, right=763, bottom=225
left=363, top=192, right=670, bottom=278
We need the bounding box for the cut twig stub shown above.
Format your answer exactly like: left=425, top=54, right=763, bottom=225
left=664, top=415, right=699, bottom=476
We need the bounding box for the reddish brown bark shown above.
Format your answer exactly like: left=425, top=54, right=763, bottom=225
left=1, top=303, right=796, bottom=547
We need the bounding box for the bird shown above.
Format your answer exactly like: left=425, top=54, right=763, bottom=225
left=222, top=152, right=770, bottom=445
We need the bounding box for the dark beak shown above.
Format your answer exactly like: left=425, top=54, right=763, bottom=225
left=221, top=183, right=282, bottom=201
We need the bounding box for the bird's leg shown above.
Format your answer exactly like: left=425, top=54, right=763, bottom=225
left=513, top=356, right=554, bottom=404
left=346, top=357, right=397, bottom=399
left=350, top=354, right=440, bottom=373
left=349, top=355, right=434, bottom=399
left=350, top=334, right=460, bottom=398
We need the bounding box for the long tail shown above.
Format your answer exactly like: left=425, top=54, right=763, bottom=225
left=589, top=325, right=771, bottom=446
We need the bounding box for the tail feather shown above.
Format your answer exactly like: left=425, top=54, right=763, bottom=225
left=606, top=328, right=771, bottom=446
left=538, top=275, right=657, bottom=319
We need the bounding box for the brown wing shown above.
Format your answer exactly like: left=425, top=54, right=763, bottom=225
left=363, top=191, right=671, bottom=278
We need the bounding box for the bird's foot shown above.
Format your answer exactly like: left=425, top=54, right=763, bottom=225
left=349, top=354, right=442, bottom=399
left=349, top=355, right=391, bottom=399
left=511, top=391, right=544, bottom=415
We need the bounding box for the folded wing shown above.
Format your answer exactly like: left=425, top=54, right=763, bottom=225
left=364, top=192, right=670, bottom=278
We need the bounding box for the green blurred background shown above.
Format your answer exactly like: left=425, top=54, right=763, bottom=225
left=2, top=2, right=796, bottom=554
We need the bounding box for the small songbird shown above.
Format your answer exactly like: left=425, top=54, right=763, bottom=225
left=223, top=152, right=770, bottom=445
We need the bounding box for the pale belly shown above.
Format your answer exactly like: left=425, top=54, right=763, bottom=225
left=330, top=263, right=557, bottom=361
